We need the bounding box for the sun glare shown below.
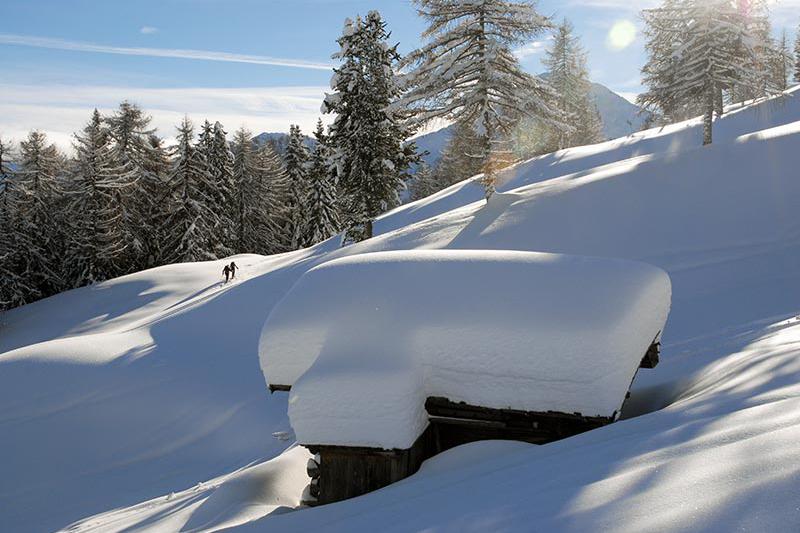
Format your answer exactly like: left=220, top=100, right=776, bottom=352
left=607, top=19, right=637, bottom=51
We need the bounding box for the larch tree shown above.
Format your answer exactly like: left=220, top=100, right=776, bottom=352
left=433, top=122, right=485, bottom=189
left=542, top=19, right=604, bottom=150
left=231, top=128, right=284, bottom=254
left=255, top=141, right=290, bottom=252
left=408, top=160, right=438, bottom=202
left=640, top=0, right=762, bottom=145
left=772, top=29, right=792, bottom=92
left=66, top=110, right=129, bottom=286
left=399, top=0, right=559, bottom=198
left=304, top=120, right=340, bottom=245
left=323, top=11, right=418, bottom=242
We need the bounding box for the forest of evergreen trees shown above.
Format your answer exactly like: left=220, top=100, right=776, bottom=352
left=1, top=0, right=798, bottom=311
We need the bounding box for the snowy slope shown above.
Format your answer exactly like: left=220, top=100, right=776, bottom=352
left=2, top=88, right=800, bottom=532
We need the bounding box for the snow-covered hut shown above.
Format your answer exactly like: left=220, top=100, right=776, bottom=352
left=259, top=250, right=671, bottom=504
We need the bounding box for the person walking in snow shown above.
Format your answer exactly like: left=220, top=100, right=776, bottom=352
left=222, top=264, right=232, bottom=284
left=229, top=261, right=239, bottom=280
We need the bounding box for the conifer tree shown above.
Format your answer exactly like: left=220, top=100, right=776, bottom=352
left=0, top=138, right=28, bottom=310
left=283, top=124, right=311, bottom=249
left=160, top=118, right=220, bottom=264
left=255, top=141, right=290, bottom=252
left=400, top=0, right=559, bottom=198
left=543, top=19, right=604, bottom=150
left=66, top=110, right=130, bottom=286
left=324, top=11, right=418, bottom=241
left=408, top=161, right=438, bottom=202
left=304, top=120, right=340, bottom=245
left=13, top=131, right=63, bottom=297
left=433, top=122, right=486, bottom=189
left=795, top=23, right=800, bottom=83
left=640, top=0, right=762, bottom=145
left=772, top=29, right=792, bottom=92
left=105, top=101, right=165, bottom=270
left=196, top=120, right=236, bottom=255
left=231, top=128, right=284, bottom=254
left=729, top=0, right=775, bottom=102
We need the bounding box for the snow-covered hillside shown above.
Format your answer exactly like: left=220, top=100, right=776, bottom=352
left=2, top=88, right=800, bottom=532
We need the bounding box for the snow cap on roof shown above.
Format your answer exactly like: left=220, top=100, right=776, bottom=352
left=260, top=250, right=671, bottom=449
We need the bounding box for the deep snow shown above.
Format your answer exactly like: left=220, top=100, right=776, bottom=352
left=2, top=88, right=800, bottom=532
left=263, top=250, right=670, bottom=449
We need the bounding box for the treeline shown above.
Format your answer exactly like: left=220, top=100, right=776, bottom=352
left=0, top=105, right=300, bottom=309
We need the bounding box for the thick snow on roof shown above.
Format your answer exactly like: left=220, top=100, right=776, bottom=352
left=260, top=250, right=671, bottom=449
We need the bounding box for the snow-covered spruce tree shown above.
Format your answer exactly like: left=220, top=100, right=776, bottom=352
left=65, top=110, right=130, bottom=287
left=159, top=118, right=221, bottom=264
left=399, top=0, right=559, bottom=198
left=795, top=23, right=800, bottom=83
left=283, top=124, right=311, bottom=249
left=324, top=11, right=418, bottom=241
left=12, top=131, right=63, bottom=299
left=640, top=0, right=761, bottom=145
left=0, top=138, right=27, bottom=310
left=195, top=120, right=236, bottom=256
left=104, top=101, right=166, bottom=271
left=230, top=128, right=284, bottom=254
left=542, top=19, right=604, bottom=150
left=304, top=120, right=340, bottom=245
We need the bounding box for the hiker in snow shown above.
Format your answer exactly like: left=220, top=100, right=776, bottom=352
left=229, top=261, right=239, bottom=280
left=223, top=264, right=231, bottom=284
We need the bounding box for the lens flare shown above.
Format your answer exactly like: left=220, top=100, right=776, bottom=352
left=607, top=20, right=637, bottom=51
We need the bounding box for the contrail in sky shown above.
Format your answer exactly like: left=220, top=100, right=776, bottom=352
left=0, top=33, right=333, bottom=71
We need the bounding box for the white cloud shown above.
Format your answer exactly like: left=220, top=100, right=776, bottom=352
left=513, top=39, right=548, bottom=60
left=139, top=26, right=158, bottom=35
left=0, top=84, right=331, bottom=151
left=0, top=33, right=333, bottom=71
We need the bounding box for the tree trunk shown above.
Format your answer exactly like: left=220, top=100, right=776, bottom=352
left=703, top=86, right=714, bottom=146
left=714, top=85, right=724, bottom=119
left=478, top=8, right=495, bottom=201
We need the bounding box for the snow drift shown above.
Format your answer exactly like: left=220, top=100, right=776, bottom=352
left=261, top=250, right=671, bottom=449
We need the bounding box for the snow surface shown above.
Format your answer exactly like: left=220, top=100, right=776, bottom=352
left=262, top=250, right=671, bottom=449
left=2, top=88, right=800, bottom=531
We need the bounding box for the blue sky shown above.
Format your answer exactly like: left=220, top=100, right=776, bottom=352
left=1, top=0, right=797, bottom=149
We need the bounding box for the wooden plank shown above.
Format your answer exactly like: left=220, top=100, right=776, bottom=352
left=640, top=340, right=661, bottom=369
